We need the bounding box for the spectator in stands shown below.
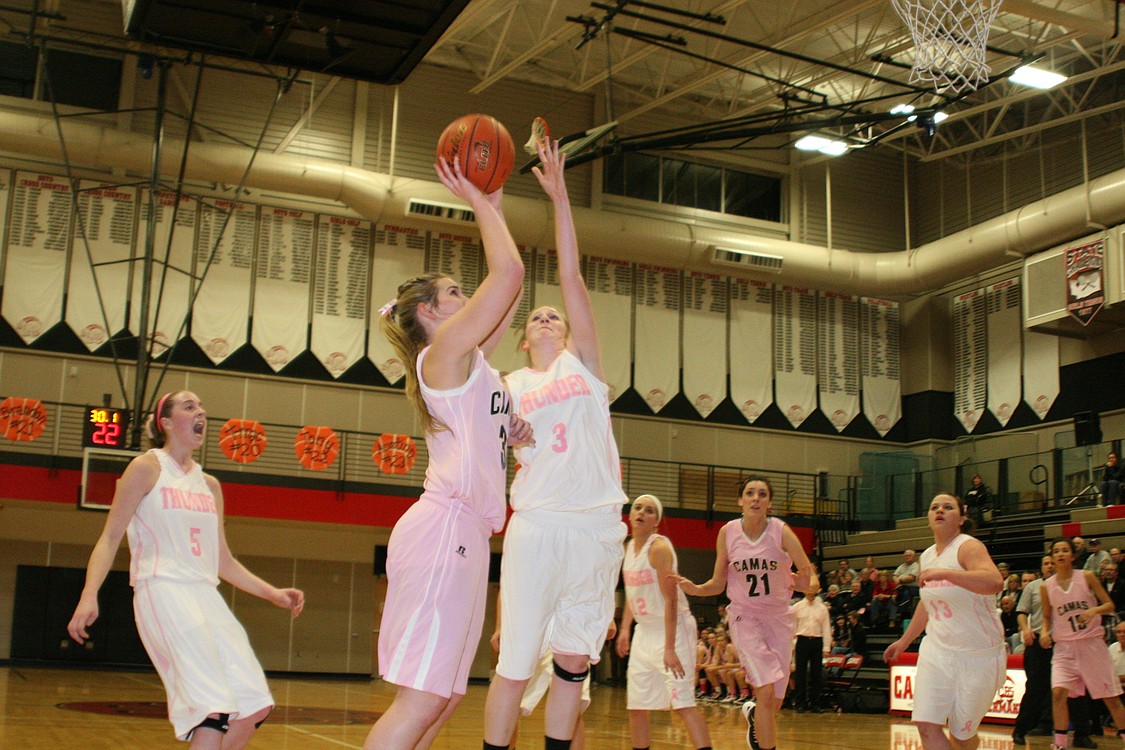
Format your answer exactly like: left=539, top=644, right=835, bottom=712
left=997, top=561, right=1011, bottom=580
left=999, top=574, right=1022, bottom=608
left=823, top=569, right=839, bottom=591
left=839, top=571, right=856, bottom=590
left=893, top=549, right=921, bottom=620
left=825, top=584, right=847, bottom=619
left=1104, top=563, right=1125, bottom=617
left=845, top=611, right=867, bottom=656
left=1084, top=537, right=1111, bottom=574
left=868, top=570, right=898, bottom=631
left=1000, top=595, right=1022, bottom=653
left=837, top=558, right=859, bottom=583
left=1021, top=571, right=1038, bottom=590
left=964, top=474, right=990, bottom=525
left=859, top=556, right=877, bottom=584
left=1101, top=452, right=1124, bottom=505
left=792, top=586, right=832, bottom=713
left=1110, top=622, right=1125, bottom=691
left=1012, top=554, right=1055, bottom=745
left=845, top=579, right=870, bottom=620
left=1112, top=548, right=1122, bottom=567
left=1073, top=536, right=1091, bottom=570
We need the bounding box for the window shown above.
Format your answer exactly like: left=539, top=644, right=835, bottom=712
left=604, top=151, right=781, bottom=222
left=0, top=42, right=122, bottom=111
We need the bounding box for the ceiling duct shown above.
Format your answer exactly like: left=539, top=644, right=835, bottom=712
left=711, top=246, right=784, bottom=273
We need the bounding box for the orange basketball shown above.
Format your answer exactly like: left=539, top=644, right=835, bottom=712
left=372, top=433, right=417, bottom=475
left=219, top=418, right=267, bottom=464
left=294, top=425, right=339, bottom=471
left=436, top=114, right=515, bottom=194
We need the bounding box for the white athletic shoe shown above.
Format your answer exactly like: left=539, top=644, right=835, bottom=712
left=741, top=699, right=761, bottom=750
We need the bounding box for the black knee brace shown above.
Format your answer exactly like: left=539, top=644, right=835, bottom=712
left=553, top=660, right=589, bottom=683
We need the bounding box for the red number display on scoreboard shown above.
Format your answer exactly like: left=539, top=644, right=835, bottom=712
left=82, top=406, right=131, bottom=449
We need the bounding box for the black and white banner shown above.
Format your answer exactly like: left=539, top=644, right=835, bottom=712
left=193, top=200, right=256, bottom=363
left=134, top=191, right=198, bottom=356
left=431, top=231, right=482, bottom=297
left=3, top=172, right=71, bottom=343
left=634, top=264, right=681, bottom=413
left=367, top=223, right=427, bottom=383
left=986, top=278, right=1021, bottom=426
left=66, top=181, right=135, bottom=350
left=954, top=289, right=988, bottom=432
left=584, top=254, right=633, bottom=403
left=683, top=273, right=727, bottom=418
left=312, top=215, right=370, bottom=377
left=860, top=297, right=901, bottom=436
left=775, top=285, right=818, bottom=428
left=818, top=291, right=860, bottom=432
left=730, top=279, right=773, bottom=423
left=254, top=207, right=314, bottom=371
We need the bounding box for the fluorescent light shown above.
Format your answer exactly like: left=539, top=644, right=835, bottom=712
left=890, top=104, right=915, bottom=115
left=794, top=135, right=848, bottom=156
left=933, top=111, right=949, bottom=123
left=1010, top=65, right=1066, bottom=89
left=795, top=135, right=833, bottom=151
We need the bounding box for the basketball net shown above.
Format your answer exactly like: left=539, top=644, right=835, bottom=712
left=890, top=0, right=1002, bottom=94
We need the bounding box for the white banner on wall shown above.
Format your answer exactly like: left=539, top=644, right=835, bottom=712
left=682, top=272, right=727, bottom=418
left=954, top=288, right=988, bottom=432
left=818, top=291, right=860, bottom=432
left=312, top=215, right=370, bottom=378
left=253, top=206, right=314, bottom=371
left=66, top=181, right=135, bottom=351
left=775, top=285, right=818, bottom=428
left=430, top=231, right=482, bottom=297
left=633, top=263, right=681, bottom=413
left=986, top=278, right=1022, bottom=426
left=532, top=246, right=563, bottom=313
left=133, top=191, right=198, bottom=356
left=487, top=245, right=533, bottom=378
left=860, top=297, right=902, bottom=436
left=584, top=254, right=633, bottom=403
left=192, top=200, right=256, bottom=363
left=3, top=172, right=72, bottom=343
left=367, top=223, right=427, bottom=383
left=1023, top=329, right=1059, bottom=420
left=730, top=279, right=773, bottom=423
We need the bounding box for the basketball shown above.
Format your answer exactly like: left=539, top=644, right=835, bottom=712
left=218, top=418, right=267, bottom=464
left=436, top=114, right=515, bottom=194
left=294, top=425, right=340, bottom=471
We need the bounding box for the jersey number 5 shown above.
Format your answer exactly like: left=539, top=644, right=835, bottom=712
left=189, top=527, right=202, bottom=557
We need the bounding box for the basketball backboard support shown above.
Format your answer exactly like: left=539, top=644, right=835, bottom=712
left=80, top=448, right=141, bottom=511
left=519, top=121, right=618, bottom=173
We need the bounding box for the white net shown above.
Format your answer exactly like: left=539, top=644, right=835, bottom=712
left=890, top=0, right=1003, bottom=94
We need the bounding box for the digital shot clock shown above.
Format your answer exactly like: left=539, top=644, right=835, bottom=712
left=82, top=406, right=131, bottom=449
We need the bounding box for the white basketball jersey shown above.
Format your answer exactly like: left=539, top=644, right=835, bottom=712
left=919, top=534, right=1003, bottom=654
left=127, top=449, right=220, bottom=586
left=623, top=534, right=691, bottom=624
left=506, top=350, right=627, bottom=513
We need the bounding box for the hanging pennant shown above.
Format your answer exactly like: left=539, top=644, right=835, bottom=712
left=0, top=397, right=48, bottom=442
left=218, top=418, right=267, bottom=464
left=294, top=425, right=340, bottom=470
left=372, top=433, right=418, bottom=475
left=1065, top=238, right=1105, bottom=326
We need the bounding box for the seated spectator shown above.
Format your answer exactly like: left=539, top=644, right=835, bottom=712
left=998, top=573, right=1022, bottom=607
left=845, top=611, right=867, bottom=655
left=844, top=579, right=870, bottom=620
left=858, top=556, right=876, bottom=585
left=1084, top=537, right=1110, bottom=574
left=825, top=584, right=847, bottom=620
left=1073, top=536, right=1091, bottom=569
left=1105, top=563, right=1125, bottom=617
left=1111, top=622, right=1125, bottom=691
left=1102, top=452, right=1124, bottom=505
left=1112, top=547, right=1123, bottom=567
left=867, top=570, right=897, bottom=631
left=836, top=558, right=859, bottom=583
left=892, top=549, right=921, bottom=617
left=1000, top=595, right=1022, bottom=653
left=1020, top=571, right=1037, bottom=590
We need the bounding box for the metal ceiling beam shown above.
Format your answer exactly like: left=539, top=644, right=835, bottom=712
left=1001, top=0, right=1118, bottom=40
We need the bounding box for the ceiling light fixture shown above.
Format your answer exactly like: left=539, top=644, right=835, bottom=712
left=794, top=135, right=849, bottom=156
left=1010, top=64, right=1066, bottom=89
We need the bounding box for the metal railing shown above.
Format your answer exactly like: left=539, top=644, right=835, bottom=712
left=2, top=400, right=823, bottom=517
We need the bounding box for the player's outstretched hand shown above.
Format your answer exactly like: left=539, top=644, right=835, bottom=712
left=435, top=156, right=486, bottom=205
left=667, top=572, right=703, bottom=597
left=531, top=139, right=567, bottom=203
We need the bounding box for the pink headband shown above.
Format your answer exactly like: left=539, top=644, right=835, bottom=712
left=154, top=392, right=172, bottom=433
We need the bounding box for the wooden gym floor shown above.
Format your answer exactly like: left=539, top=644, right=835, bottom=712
left=0, top=665, right=1029, bottom=749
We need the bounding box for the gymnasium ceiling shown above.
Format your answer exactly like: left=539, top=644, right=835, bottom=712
left=2, top=1, right=1122, bottom=162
